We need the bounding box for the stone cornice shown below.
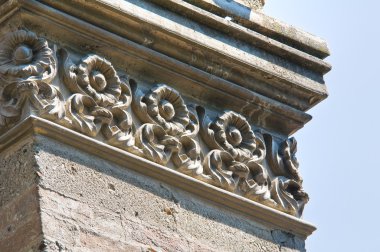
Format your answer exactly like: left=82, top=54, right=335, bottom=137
left=0, top=116, right=316, bottom=238
left=13, top=0, right=330, bottom=114
left=0, top=0, right=318, bottom=135
left=184, top=0, right=330, bottom=59
left=0, top=0, right=329, bottom=239
left=0, top=27, right=310, bottom=219
left=153, top=0, right=331, bottom=74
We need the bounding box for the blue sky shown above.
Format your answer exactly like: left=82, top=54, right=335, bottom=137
left=265, top=1, right=380, bottom=251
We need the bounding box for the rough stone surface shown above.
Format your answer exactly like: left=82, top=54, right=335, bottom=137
left=235, top=0, right=265, bottom=9
left=31, top=136, right=305, bottom=252
left=0, top=135, right=307, bottom=251
left=0, top=140, right=43, bottom=252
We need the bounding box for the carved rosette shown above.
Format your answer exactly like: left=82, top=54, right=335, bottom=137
left=133, top=84, right=190, bottom=135
left=63, top=54, right=121, bottom=107
left=199, top=110, right=263, bottom=161
left=0, top=30, right=309, bottom=218
left=0, top=30, right=64, bottom=132
left=60, top=50, right=135, bottom=151
left=199, top=109, right=271, bottom=203
left=0, top=30, right=55, bottom=81
left=132, top=84, right=202, bottom=168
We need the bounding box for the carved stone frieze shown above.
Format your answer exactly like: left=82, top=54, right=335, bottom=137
left=0, top=30, right=309, bottom=217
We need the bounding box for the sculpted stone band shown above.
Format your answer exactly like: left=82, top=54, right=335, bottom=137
left=0, top=30, right=307, bottom=218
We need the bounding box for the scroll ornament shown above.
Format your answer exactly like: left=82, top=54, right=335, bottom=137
left=60, top=50, right=139, bottom=154
left=199, top=109, right=273, bottom=205
left=0, top=30, right=64, bottom=133
left=265, top=134, right=309, bottom=217
left=132, top=84, right=203, bottom=174
left=0, top=30, right=308, bottom=217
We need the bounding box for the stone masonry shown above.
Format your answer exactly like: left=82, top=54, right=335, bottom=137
left=0, top=1, right=330, bottom=251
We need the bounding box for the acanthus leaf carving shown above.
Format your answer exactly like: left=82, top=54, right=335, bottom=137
left=264, top=134, right=308, bottom=216
left=264, top=134, right=302, bottom=183
left=101, top=80, right=137, bottom=152
left=64, top=94, right=110, bottom=137
left=241, top=160, right=274, bottom=205
left=134, top=123, right=181, bottom=165
left=0, top=30, right=311, bottom=218
left=202, top=150, right=244, bottom=191
left=172, top=135, right=205, bottom=178
left=270, top=177, right=309, bottom=217
left=28, top=82, right=65, bottom=121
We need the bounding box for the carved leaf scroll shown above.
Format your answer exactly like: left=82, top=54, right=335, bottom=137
left=0, top=30, right=310, bottom=218
left=171, top=135, right=204, bottom=177
left=271, top=177, right=309, bottom=217
left=241, top=160, right=274, bottom=205
left=0, top=30, right=63, bottom=132
left=134, top=123, right=180, bottom=165
left=203, top=150, right=246, bottom=191
left=65, top=94, right=110, bottom=137
left=265, top=134, right=302, bottom=182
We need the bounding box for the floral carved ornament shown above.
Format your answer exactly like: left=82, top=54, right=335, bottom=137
left=0, top=30, right=308, bottom=217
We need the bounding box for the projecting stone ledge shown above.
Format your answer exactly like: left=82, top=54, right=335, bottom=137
left=0, top=122, right=310, bottom=251
left=0, top=0, right=329, bottom=251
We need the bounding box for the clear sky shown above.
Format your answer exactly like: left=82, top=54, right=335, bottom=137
left=264, top=1, right=380, bottom=251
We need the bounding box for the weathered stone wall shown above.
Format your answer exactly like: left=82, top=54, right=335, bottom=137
left=34, top=136, right=305, bottom=252
left=0, top=140, right=43, bottom=251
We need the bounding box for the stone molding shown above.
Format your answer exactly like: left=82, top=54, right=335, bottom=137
left=2, top=0, right=331, bottom=135
left=0, top=30, right=308, bottom=218
left=182, top=0, right=329, bottom=59
left=0, top=116, right=316, bottom=238
left=0, top=0, right=330, bottom=240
